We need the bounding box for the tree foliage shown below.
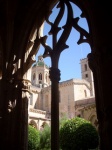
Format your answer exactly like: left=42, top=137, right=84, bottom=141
left=28, top=125, right=40, bottom=150
left=39, top=124, right=51, bottom=150
left=59, top=117, right=99, bottom=150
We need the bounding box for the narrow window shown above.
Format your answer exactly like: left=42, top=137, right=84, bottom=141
left=39, top=73, right=42, bottom=80
left=39, top=81, right=42, bottom=84
left=85, top=74, right=88, bottom=78
left=85, top=64, right=87, bottom=71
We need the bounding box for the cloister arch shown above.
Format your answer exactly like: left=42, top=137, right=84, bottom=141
left=89, top=114, right=98, bottom=129
left=37, top=2, right=92, bottom=149
left=29, top=120, right=38, bottom=129
left=88, top=109, right=98, bottom=128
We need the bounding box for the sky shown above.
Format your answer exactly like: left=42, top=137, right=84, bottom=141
left=36, top=2, right=91, bottom=82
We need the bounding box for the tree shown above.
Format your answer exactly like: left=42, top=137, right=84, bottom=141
left=39, top=124, right=51, bottom=150
left=28, top=125, right=40, bottom=150
left=60, top=117, right=99, bottom=150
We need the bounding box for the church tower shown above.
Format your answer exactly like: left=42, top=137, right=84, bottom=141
left=31, top=55, right=51, bottom=88
left=80, top=58, right=94, bottom=96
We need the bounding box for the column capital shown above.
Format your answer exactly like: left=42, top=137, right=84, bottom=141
left=6, top=78, right=31, bottom=92
left=16, top=79, right=31, bottom=93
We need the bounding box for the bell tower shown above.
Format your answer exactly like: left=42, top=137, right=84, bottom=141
left=80, top=57, right=94, bottom=96
left=31, top=55, right=51, bottom=88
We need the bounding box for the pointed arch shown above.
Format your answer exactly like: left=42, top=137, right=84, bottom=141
left=29, top=120, right=38, bottom=129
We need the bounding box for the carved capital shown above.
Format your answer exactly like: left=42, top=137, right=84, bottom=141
left=6, top=78, right=31, bottom=94
left=16, top=79, right=31, bottom=93
left=5, top=78, right=31, bottom=113
left=49, top=67, right=61, bottom=82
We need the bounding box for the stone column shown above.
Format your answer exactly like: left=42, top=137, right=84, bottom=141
left=18, top=79, right=31, bottom=150
left=88, top=52, right=112, bottom=150
left=49, top=67, right=60, bottom=150
left=0, top=78, right=30, bottom=150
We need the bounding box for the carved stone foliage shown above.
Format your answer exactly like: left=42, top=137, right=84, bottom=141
left=39, top=0, right=91, bottom=66
left=4, top=78, right=31, bottom=113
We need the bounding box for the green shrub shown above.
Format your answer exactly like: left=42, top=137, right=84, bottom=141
left=59, top=115, right=68, bottom=129
left=39, top=124, right=51, bottom=150
left=28, top=125, right=40, bottom=150
left=60, top=117, right=99, bottom=150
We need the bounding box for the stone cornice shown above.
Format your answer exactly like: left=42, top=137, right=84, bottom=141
left=29, top=116, right=51, bottom=121
left=36, top=78, right=91, bottom=93
left=29, top=108, right=46, bottom=115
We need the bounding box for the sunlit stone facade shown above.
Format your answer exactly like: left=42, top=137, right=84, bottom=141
left=28, top=55, right=97, bottom=129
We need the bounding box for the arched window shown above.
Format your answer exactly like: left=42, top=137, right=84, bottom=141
left=85, top=64, right=87, bottom=71
left=29, top=120, right=37, bottom=129
left=41, top=122, right=48, bottom=130
left=39, top=73, right=42, bottom=80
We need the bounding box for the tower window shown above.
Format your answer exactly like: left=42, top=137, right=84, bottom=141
left=39, top=81, right=42, bottom=84
left=85, top=74, right=88, bottom=78
left=84, top=64, right=87, bottom=71
left=39, top=73, right=42, bottom=80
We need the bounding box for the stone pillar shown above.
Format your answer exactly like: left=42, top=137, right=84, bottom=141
left=0, top=78, right=30, bottom=150
left=49, top=67, right=60, bottom=150
left=19, top=79, right=30, bottom=150
left=88, top=52, right=112, bottom=150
